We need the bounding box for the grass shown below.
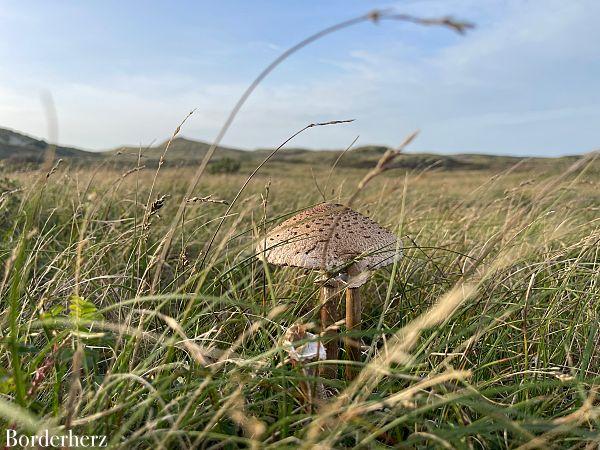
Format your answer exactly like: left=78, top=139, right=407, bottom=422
left=0, top=153, right=599, bottom=448
left=0, top=9, right=598, bottom=448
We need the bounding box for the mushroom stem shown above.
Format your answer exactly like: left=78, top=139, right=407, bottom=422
left=319, top=284, right=340, bottom=379
left=345, top=287, right=362, bottom=380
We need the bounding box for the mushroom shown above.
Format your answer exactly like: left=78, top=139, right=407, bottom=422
left=282, top=324, right=327, bottom=408
left=257, top=202, right=400, bottom=380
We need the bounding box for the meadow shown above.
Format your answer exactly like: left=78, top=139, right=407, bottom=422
left=0, top=150, right=599, bottom=448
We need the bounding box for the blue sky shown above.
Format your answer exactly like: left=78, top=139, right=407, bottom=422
left=0, top=0, right=598, bottom=156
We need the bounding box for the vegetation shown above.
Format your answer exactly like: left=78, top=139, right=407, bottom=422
left=0, top=8, right=598, bottom=448
left=208, top=157, right=242, bottom=175
left=0, top=152, right=598, bottom=448
left=0, top=125, right=585, bottom=173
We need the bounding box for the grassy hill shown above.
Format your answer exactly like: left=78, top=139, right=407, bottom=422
left=0, top=127, right=98, bottom=164
left=109, top=136, right=249, bottom=162
left=0, top=126, right=586, bottom=173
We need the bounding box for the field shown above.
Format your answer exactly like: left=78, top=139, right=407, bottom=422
left=0, top=151, right=599, bottom=448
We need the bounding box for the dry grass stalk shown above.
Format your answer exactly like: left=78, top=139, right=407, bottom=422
left=186, top=194, right=229, bottom=205
left=350, top=130, right=419, bottom=205
left=0, top=188, right=21, bottom=208
left=45, top=158, right=62, bottom=179
left=121, top=165, right=146, bottom=178
left=64, top=344, right=84, bottom=429
left=148, top=194, right=170, bottom=217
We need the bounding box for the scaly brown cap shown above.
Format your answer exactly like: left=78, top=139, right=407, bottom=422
left=257, top=203, right=400, bottom=286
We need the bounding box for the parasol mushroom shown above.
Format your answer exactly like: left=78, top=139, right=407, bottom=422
left=257, top=202, right=400, bottom=380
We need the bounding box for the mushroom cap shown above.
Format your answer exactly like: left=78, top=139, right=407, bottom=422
left=257, top=203, right=400, bottom=286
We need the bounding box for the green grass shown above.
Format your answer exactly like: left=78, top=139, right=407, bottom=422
left=0, top=155, right=599, bottom=448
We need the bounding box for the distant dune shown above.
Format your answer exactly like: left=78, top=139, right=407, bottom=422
left=0, top=126, right=582, bottom=171
left=0, top=127, right=99, bottom=164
